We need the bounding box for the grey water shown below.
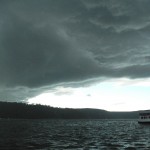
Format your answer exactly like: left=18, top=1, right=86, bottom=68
left=0, top=119, right=150, bottom=150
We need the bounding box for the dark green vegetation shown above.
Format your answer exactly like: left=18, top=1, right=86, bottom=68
left=0, top=101, right=138, bottom=119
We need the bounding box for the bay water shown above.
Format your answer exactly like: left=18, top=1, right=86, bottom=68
left=0, top=119, right=150, bottom=149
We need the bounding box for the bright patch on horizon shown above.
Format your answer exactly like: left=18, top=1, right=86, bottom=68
left=28, top=78, right=150, bottom=111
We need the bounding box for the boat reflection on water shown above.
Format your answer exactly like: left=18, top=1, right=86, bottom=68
left=138, top=110, right=150, bottom=124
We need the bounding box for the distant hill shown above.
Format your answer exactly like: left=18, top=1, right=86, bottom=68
left=0, top=101, right=139, bottom=119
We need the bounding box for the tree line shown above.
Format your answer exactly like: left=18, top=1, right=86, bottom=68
left=0, top=101, right=138, bottom=119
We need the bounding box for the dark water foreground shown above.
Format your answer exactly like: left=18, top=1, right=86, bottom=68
left=0, top=119, right=150, bottom=150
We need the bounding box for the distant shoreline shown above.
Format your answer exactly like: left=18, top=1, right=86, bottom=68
left=0, top=101, right=139, bottom=119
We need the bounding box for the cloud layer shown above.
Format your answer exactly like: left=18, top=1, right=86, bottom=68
left=0, top=0, right=150, bottom=101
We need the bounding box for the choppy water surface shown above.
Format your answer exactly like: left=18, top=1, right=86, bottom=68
left=0, top=119, right=150, bottom=149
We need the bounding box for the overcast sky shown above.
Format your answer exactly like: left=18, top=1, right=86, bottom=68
left=1, top=0, right=150, bottom=111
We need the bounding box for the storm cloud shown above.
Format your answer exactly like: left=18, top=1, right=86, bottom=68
left=0, top=0, right=150, bottom=101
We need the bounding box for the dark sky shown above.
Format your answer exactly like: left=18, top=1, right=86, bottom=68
left=0, top=0, right=150, bottom=102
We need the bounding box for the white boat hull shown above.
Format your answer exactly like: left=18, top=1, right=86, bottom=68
left=138, top=119, right=150, bottom=124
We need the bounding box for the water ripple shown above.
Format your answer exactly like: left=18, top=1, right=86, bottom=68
left=0, top=119, right=150, bottom=149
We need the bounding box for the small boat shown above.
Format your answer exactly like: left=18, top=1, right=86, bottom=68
left=138, top=110, right=150, bottom=124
